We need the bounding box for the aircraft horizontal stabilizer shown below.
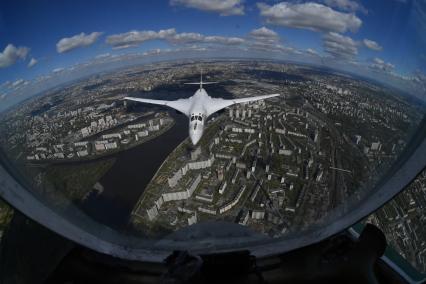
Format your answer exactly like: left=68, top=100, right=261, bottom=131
left=184, top=82, right=218, bottom=85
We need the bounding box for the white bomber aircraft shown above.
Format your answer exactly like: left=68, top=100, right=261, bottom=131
left=124, top=74, right=280, bottom=145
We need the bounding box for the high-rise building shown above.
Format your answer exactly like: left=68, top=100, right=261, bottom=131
left=217, top=166, right=224, bottom=181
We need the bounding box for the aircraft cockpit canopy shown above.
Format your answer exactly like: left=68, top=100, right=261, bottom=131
left=191, top=114, right=203, bottom=122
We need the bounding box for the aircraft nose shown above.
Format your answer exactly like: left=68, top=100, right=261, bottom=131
left=190, top=132, right=201, bottom=145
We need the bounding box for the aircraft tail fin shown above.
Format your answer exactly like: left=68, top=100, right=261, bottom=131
left=184, top=70, right=217, bottom=88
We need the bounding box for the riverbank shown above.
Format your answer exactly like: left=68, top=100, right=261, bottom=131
left=26, top=118, right=176, bottom=166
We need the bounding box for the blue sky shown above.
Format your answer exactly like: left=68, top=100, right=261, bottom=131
left=0, top=0, right=425, bottom=108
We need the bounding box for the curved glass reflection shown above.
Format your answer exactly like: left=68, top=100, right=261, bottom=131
left=0, top=0, right=425, bottom=256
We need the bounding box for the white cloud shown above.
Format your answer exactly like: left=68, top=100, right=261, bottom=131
left=247, top=40, right=296, bottom=54
left=170, top=0, right=244, bottom=16
left=203, top=36, right=245, bottom=45
left=323, top=32, right=358, bottom=60
left=181, top=45, right=208, bottom=52
left=370, top=57, right=395, bottom=72
left=324, top=0, right=367, bottom=14
left=170, top=33, right=245, bottom=45
left=56, top=32, right=103, bottom=53
left=0, top=44, right=30, bottom=68
left=249, top=27, right=279, bottom=43
left=257, top=2, right=362, bottom=33
left=140, top=47, right=204, bottom=57
left=373, top=58, right=384, bottom=64
left=106, top=29, right=176, bottom=48
left=142, top=48, right=163, bottom=56
left=107, top=27, right=286, bottom=56
left=52, top=67, right=64, bottom=73
left=169, top=32, right=204, bottom=44
left=0, top=93, right=6, bottom=100
left=106, top=28, right=245, bottom=49
left=306, top=48, right=319, bottom=56
left=363, top=39, right=383, bottom=51
left=28, top=58, right=38, bottom=68
left=246, top=26, right=299, bottom=54
left=12, top=78, right=25, bottom=88
left=34, top=74, right=52, bottom=83
left=111, top=44, right=138, bottom=50
left=95, top=53, right=111, bottom=59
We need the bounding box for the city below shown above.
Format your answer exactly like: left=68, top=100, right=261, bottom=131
left=0, top=59, right=425, bottom=273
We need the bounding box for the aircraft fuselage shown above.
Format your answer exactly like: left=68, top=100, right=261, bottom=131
left=188, top=88, right=208, bottom=145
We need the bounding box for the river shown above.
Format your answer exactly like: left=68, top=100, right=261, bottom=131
left=81, top=112, right=188, bottom=230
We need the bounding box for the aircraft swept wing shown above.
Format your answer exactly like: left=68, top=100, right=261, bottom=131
left=124, top=97, right=192, bottom=116
left=205, top=93, right=280, bottom=117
